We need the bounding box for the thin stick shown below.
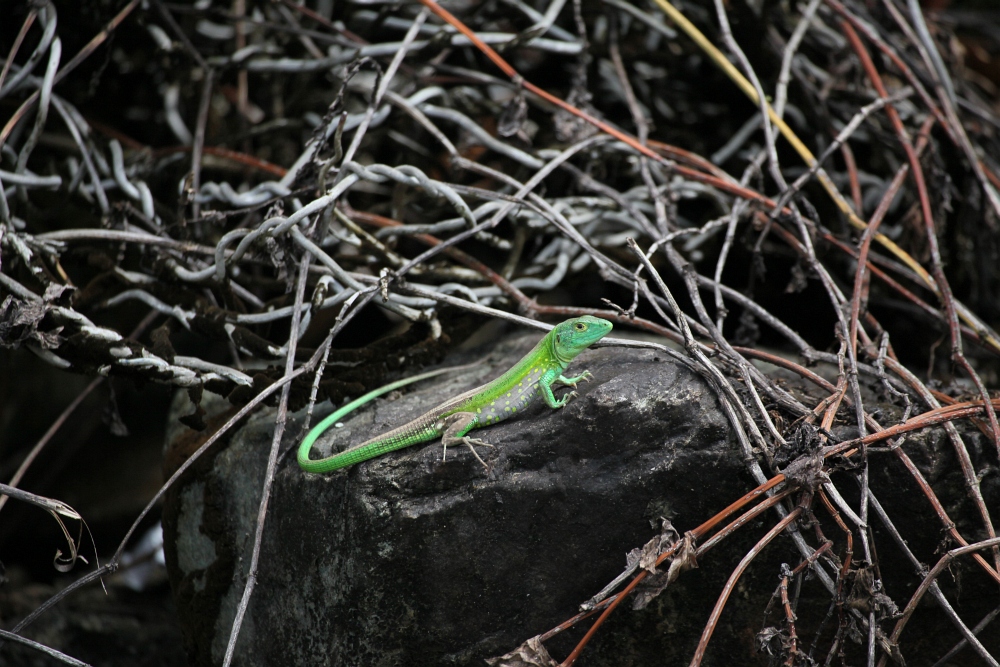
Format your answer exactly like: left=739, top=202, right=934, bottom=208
left=0, top=377, right=102, bottom=513
left=689, top=506, right=807, bottom=667
left=222, top=252, right=312, bottom=666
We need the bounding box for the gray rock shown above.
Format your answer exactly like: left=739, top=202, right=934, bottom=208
left=162, top=330, right=758, bottom=666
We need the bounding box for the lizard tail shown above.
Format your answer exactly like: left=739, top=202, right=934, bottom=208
left=297, top=362, right=479, bottom=473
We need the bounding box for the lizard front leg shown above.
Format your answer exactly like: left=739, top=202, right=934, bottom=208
left=539, top=369, right=577, bottom=408
left=439, top=412, right=494, bottom=469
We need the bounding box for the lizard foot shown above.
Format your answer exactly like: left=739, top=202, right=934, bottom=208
left=557, top=371, right=593, bottom=388
left=462, top=436, right=494, bottom=470
left=556, top=390, right=578, bottom=407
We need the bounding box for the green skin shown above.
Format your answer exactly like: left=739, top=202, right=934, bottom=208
left=297, top=316, right=613, bottom=473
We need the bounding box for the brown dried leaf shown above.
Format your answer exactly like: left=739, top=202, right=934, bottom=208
left=0, top=295, right=64, bottom=349
left=845, top=566, right=900, bottom=620
left=34, top=327, right=64, bottom=349
left=632, top=523, right=698, bottom=610
left=665, top=532, right=699, bottom=585
left=42, top=283, right=72, bottom=303
left=780, top=450, right=828, bottom=491
left=485, top=636, right=558, bottom=667
left=639, top=519, right=680, bottom=573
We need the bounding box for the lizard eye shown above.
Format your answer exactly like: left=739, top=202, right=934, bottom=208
left=573, top=322, right=586, bottom=331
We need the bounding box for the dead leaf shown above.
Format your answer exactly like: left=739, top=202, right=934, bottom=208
left=632, top=522, right=698, bottom=610
left=485, top=636, right=558, bottom=667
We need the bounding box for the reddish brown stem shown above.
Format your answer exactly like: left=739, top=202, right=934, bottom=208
left=558, top=477, right=789, bottom=665
left=689, top=504, right=808, bottom=667
left=0, top=0, right=142, bottom=149
left=841, top=18, right=1000, bottom=458
left=881, top=537, right=1000, bottom=667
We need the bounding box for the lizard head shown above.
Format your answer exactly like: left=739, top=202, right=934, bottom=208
left=552, top=315, right=613, bottom=361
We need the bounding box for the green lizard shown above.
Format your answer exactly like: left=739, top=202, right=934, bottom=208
left=297, top=315, right=613, bottom=473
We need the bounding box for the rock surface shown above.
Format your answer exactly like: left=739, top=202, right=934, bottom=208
left=161, top=327, right=1000, bottom=667
left=161, top=328, right=758, bottom=666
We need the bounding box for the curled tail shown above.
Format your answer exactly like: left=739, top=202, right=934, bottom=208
left=297, top=363, right=476, bottom=473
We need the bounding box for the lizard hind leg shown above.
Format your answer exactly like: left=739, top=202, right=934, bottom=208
left=459, top=436, right=494, bottom=470
left=458, top=436, right=493, bottom=472
left=440, top=412, right=493, bottom=469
